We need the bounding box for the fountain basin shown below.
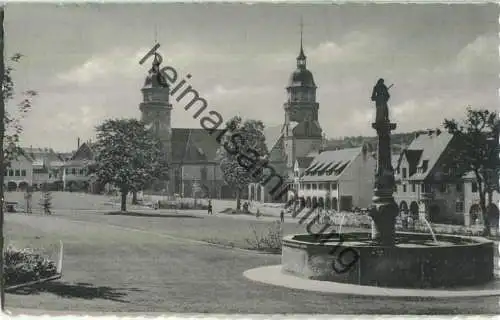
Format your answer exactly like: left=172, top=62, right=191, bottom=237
left=282, top=232, right=494, bottom=289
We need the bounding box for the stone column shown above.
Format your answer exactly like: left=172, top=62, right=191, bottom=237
left=369, top=120, right=399, bottom=246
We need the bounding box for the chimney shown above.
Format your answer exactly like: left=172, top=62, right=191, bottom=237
left=77, top=137, right=81, bottom=149
left=428, top=129, right=434, bottom=136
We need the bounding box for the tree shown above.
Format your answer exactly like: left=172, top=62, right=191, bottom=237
left=0, top=8, right=37, bottom=309
left=93, top=119, right=169, bottom=212
left=443, top=107, right=500, bottom=236
left=216, top=116, right=268, bottom=211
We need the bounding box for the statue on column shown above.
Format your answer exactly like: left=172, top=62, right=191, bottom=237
left=371, top=78, right=392, bottom=123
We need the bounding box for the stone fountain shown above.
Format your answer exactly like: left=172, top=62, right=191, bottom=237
left=279, top=79, right=495, bottom=289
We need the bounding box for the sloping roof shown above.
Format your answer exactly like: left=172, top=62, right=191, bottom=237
left=171, top=128, right=224, bottom=163
left=406, top=130, right=454, bottom=181
left=72, top=143, right=94, bottom=161
left=263, top=124, right=284, bottom=152
left=22, top=147, right=65, bottom=166
left=302, top=147, right=362, bottom=182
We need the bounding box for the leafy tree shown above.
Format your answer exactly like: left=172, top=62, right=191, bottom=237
left=93, top=118, right=169, bottom=212
left=3, top=53, right=37, bottom=166
left=216, top=116, right=268, bottom=211
left=443, top=107, right=499, bottom=235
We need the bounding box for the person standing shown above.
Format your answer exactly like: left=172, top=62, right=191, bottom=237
left=207, top=199, right=213, bottom=215
left=24, top=187, right=33, bottom=214
left=280, top=210, right=285, bottom=223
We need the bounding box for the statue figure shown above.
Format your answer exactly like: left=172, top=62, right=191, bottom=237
left=147, top=52, right=168, bottom=88
left=371, top=78, right=391, bottom=123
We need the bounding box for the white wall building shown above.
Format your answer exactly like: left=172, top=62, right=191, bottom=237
left=297, top=145, right=376, bottom=211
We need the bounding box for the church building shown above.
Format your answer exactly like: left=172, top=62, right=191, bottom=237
left=138, top=52, right=234, bottom=199
left=248, top=34, right=325, bottom=203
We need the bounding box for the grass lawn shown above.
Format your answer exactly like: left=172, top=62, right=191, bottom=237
left=3, top=208, right=499, bottom=314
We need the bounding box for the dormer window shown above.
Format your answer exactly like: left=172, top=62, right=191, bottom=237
left=422, top=160, right=429, bottom=172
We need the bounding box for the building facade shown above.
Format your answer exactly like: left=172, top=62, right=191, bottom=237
left=297, top=146, right=376, bottom=211
left=394, top=129, right=500, bottom=227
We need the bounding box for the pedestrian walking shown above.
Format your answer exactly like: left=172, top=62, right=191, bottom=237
left=207, top=199, right=213, bottom=215
left=280, top=210, right=285, bottom=223
left=24, top=187, right=33, bottom=214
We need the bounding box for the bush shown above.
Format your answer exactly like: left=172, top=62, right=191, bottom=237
left=157, top=199, right=208, bottom=210
left=4, top=246, right=58, bottom=286
left=245, top=221, right=283, bottom=253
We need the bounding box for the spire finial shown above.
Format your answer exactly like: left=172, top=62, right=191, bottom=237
left=300, top=16, right=303, bottom=52
left=297, top=16, right=306, bottom=68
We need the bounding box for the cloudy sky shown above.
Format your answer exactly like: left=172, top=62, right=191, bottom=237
left=5, top=3, right=499, bottom=152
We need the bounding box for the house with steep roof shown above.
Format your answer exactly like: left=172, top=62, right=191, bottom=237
left=394, top=128, right=499, bottom=226
left=297, top=145, right=376, bottom=211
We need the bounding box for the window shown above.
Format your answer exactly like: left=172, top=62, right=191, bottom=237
left=331, top=183, right=338, bottom=190
left=15, top=170, right=20, bottom=177
left=393, top=184, right=397, bottom=192
left=8, top=170, right=13, bottom=177
left=312, top=184, right=317, bottom=190
left=65, top=168, right=69, bottom=175
left=422, top=160, right=429, bottom=172
left=79, top=169, right=84, bottom=175
left=21, top=170, right=26, bottom=177
left=440, top=184, right=446, bottom=193
left=456, top=183, right=463, bottom=192
left=403, top=184, right=407, bottom=193
left=306, top=184, right=311, bottom=190
left=411, top=184, right=416, bottom=193
left=422, top=183, right=431, bottom=193
left=402, top=168, right=407, bottom=179
left=456, top=201, right=464, bottom=213
left=71, top=168, right=76, bottom=175
left=472, top=182, right=478, bottom=193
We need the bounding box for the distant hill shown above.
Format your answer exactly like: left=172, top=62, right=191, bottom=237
left=325, top=130, right=428, bottom=155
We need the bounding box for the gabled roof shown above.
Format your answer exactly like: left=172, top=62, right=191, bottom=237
left=263, top=124, right=284, bottom=153
left=171, top=128, right=224, bottom=163
left=301, top=147, right=362, bottom=182
left=405, top=130, right=454, bottom=181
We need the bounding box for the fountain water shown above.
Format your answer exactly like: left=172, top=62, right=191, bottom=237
left=337, top=212, right=346, bottom=235
left=422, top=216, right=438, bottom=244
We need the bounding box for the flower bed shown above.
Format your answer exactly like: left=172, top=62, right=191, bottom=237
left=4, top=246, right=58, bottom=287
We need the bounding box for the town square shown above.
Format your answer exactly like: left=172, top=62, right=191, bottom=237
left=0, top=2, right=499, bottom=316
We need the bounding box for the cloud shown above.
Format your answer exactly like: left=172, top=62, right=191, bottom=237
left=452, top=33, right=498, bottom=75
left=55, top=47, right=148, bottom=85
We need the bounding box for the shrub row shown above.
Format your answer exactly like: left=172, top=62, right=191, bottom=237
left=4, top=246, right=58, bottom=286
left=157, top=200, right=208, bottom=210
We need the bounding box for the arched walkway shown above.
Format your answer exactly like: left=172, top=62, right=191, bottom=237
left=299, top=197, right=306, bottom=209
left=306, top=197, right=312, bottom=208
left=332, top=197, right=338, bottom=211
left=18, top=181, right=29, bottom=191
left=7, top=181, right=17, bottom=192
left=399, top=201, right=409, bottom=214
left=325, top=197, right=331, bottom=210
left=318, top=197, right=324, bottom=209
left=312, top=197, right=318, bottom=209
left=410, top=201, right=419, bottom=219
left=470, top=204, right=482, bottom=225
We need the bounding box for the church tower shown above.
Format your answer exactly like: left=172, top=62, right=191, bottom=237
left=139, top=51, right=173, bottom=172
left=283, top=24, right=323, bottom=180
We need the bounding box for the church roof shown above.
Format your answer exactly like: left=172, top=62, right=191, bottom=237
left=288, top=68, right=316, bottom=88
left=171, top=128, right=224, bottom=163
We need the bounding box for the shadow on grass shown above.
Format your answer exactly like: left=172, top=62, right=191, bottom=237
left=105, top=211, right=203, bottom=219
left=7, top=281, right=143, bottom=303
